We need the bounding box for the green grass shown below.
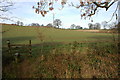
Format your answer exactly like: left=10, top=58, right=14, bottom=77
left=3, top=41, right=119, bottom=78
left=2, top=24, right=114, bottom=46
left=2, top=24, right=119, bottom=78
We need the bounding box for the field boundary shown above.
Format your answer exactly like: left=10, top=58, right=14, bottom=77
left=6, top=40, right=32, bottom=55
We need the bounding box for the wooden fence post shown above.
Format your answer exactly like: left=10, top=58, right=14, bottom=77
left=7, top=40, right=11, bottom=53
left=81, top=43, right=82, bottom=47
left=29, top=40, right=32, bottom=55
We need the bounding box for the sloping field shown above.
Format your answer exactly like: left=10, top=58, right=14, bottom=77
left=2, top=24, right=114, bottom=46
left=2, top=24, right=119, bottom=78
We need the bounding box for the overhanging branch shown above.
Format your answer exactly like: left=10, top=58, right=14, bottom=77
left=93, top=2, right=115, bottom=11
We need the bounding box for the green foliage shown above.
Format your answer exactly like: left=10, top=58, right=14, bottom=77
left=88, top=42, right=118, bottom=57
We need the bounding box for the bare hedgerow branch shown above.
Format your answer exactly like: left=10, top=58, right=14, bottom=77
left=0, top=0, right=14, bottom=12
left=0, top=0, right=20, bottom=22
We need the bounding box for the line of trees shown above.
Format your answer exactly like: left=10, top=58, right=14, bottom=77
left=28, top=23, right=40, bottom=26
left=70, top=24, right=83, bottom=29
left=26, top=18, right=62, bottom=28
left=16, top=21, right=24, bottom=26
left=102, top=21, right=117, bottom=29
left=15, top=20, right=117, bottom=30
left=88, top=23, right=101, bottom=29
left=88, top=21, right=117, bottom=30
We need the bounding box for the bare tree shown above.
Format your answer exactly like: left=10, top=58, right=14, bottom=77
left=0, top=0, right=14, bottom=12
left=47, top=23, right=53, bottom=27
left=30, top=23, right=40, bottom=26
left=76, top=25, right=81, bottom=29
left=20, top=22, right=24, bottom=26
left=0, top=0, right=16, bottom=22
left=16, top=21, right=24, bottom=26
left=70, top=24, right=76, bottom=29
left=88, top=23, right=93, bottom=29
left=102, top=21, right=108, bottom=29
left=108, top=22, right=117, bottom=29
left=94, top=23, right=101, bottom=29
left=53, top=19, right=62, bottom=28
left=16, top=21, right=20, bottom=26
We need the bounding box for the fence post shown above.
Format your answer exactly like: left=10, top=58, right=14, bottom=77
left=81, top=43, right=82, bottom=47
left=7, top=40, right=11, bottom=53
left=29, top=40, right=32, bottom=55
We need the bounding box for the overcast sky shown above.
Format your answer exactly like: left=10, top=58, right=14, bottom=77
left=1, top=0, right=118, bottom=29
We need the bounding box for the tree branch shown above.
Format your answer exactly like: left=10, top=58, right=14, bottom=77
left=0, top=4, right=13, bottom=8
left=93, top=2, right=115, bottom=11
left=88, top=7, right=98, bottom=16
left=107, top=4, right=118, bottom=23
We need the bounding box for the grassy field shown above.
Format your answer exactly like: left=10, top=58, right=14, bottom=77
left=2, top=24, right=114, bottom=45
left=2, top=24, right=119, bottom=78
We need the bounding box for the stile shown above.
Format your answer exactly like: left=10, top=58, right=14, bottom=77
left=7, top=40, right=32, bottom=56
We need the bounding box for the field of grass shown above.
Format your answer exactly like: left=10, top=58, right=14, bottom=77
left=2, top=24, right=119, bottom=78
left=2, top=24, right=114, bottom=45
